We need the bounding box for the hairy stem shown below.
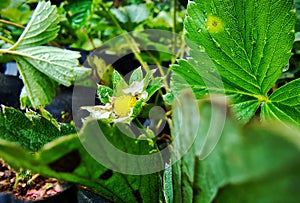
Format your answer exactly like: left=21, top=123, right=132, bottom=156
left=99, top=2, right=149, bottom=72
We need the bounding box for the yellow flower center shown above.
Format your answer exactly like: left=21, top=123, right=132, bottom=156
left=114, top=95, right=137, bottom=117
left=206, top=15, right=224, bottom=34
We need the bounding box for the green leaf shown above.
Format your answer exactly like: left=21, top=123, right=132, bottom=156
left=229, top=94, right=260, bottom=124
left=0, top=3, right=32, bottom=25
left=16, top=56, right=57, bottom=108
left=172, top=98, right=300, bottom=203
left=64, top=0, right=92, bottom=28
left=2, top=1, right=91, bottom=108
left=0, top=0, right=11, bottom=10
left=147, top=77, right=164, bottom=99
left=112, top=70, right=128, bottom=96
left=125, top=4, right=149, bottom=23
left=186, top=0, right=295, bottom=94
left=0, top=119, right=163, bottom=203
left=111, top=8, right=128, bottom=23
left=0, top=106, right=75, bottom=152
left=97, top=85, right=113, bottom=104
left=15, top=46, right=90, bottom=86
left=12, top=1, right=60, bottom=49
left=173, top=0, right=296, bottom=123
left=111, top=4, right=149, bottom=24
left=87, top=55, right=113, bottom=86
left=13, top=46, right=91, bottom=108
left=261, top=78, right=300, bottom=127
left=129, top=66, right=143, bottom=84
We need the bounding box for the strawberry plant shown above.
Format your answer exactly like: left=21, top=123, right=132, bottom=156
left=0, top=0, right=300, bottom=203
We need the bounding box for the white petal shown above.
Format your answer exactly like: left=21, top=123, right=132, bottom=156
left=81, top=105, right=112, bottom=119
left=122, top=80, right=144, bottom=95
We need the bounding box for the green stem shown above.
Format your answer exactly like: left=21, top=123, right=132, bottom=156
left=145, top=50, right=170, bottom=92
left=171, top=0, right=178, bottom=64
left=0, top=36, right=14, bottom=44
left=99, top=2, right=149, bottom=72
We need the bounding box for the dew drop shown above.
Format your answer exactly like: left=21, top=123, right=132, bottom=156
left=198, top=28, right=202, bottom=32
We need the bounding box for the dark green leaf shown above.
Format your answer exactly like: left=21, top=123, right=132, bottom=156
left=64, top=0, right=92, bottom=28
left=97, top=85, right=113, bottom=104
left=0, top=106, right=74, bottom=151
left=173, top=0, right=296, bottom=123
left=0, top=120, right=164, bottom=203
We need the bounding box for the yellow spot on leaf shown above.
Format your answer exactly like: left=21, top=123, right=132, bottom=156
left=206, top=15, right=224, bottom=34
left=114, top=95, right=137, bottom=117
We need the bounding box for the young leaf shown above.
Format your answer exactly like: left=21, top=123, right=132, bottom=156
left=173, top=0, right=296, bottom=123
left=11, top=1, right=59, bottom=49
left=129, top=66, right=143, bottom=85
left=112, top=70, right=128, bottom=96
left=97, top=85, right=113, bottom=104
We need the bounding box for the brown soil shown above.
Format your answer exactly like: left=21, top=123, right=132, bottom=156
left=0, top=159, right=62, bottom=201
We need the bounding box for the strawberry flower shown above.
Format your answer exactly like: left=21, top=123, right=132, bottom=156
left=82, top=67, right=163, bottom=123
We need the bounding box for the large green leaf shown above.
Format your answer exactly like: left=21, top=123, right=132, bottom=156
left=15, top=46, right=88, bottom=86
left=13, top=46, right=91, bottom=108
left=11, top=1, right=59, bottom=49
left=172, top=0, right=296, bottom=124
left=1, top=1, right=92, bottom=108
left=0, top=112, right=163, bottom=203
left=172, top=99, right=300, bottom=203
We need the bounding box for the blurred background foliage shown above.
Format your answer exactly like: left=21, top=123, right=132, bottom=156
left=0, top=0, right=186, bottom=52
left=1, top=0, right=300, bottom=91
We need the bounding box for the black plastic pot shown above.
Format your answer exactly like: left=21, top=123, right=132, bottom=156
left=0, top=183, right=78, bottom=203
left=0, top=63, right=23, bottom=109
